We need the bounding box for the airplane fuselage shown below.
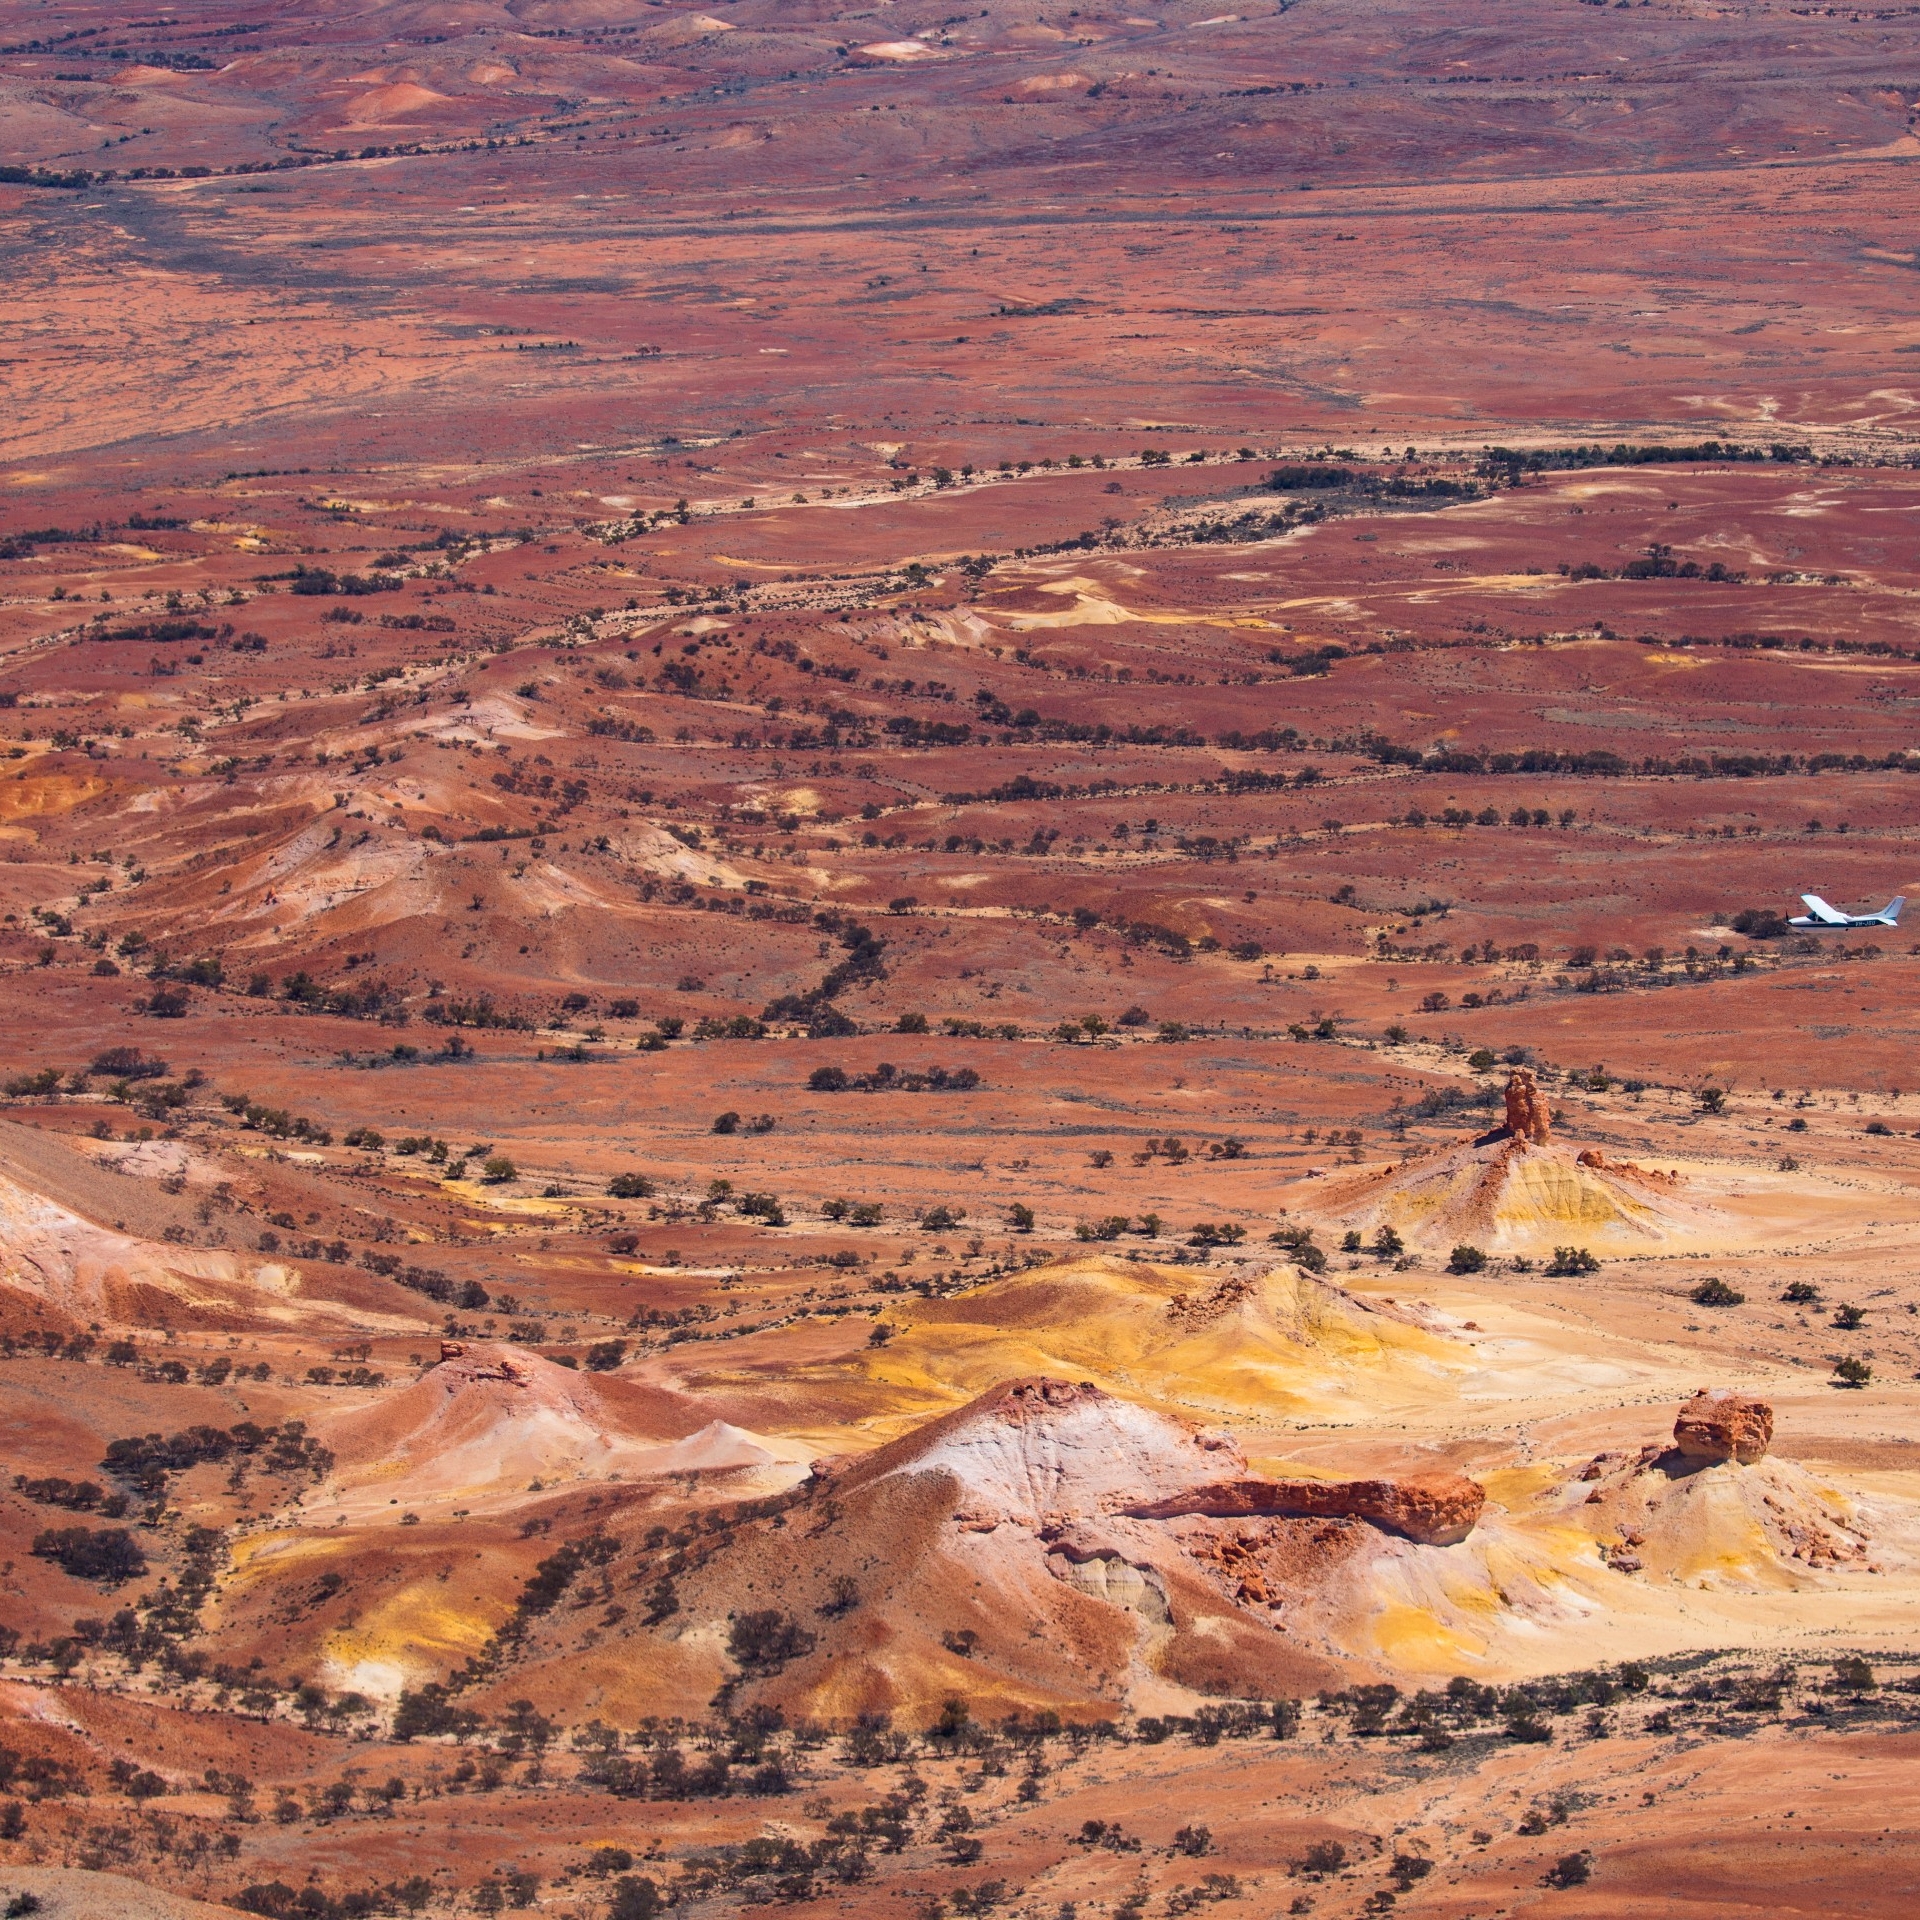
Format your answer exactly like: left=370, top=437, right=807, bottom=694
left=1787, top=892, right=1905, bottom=930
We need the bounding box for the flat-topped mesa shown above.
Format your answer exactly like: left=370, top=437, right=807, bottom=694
left=1126, top=1469, right=1486, bottom=1547
left=1503, top=1066, right=1551, bottom=1145
left=1673, top=1389, right=1773, bottom=1465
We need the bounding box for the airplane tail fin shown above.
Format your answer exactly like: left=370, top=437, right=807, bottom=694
left=1882, top=897, right=1906, bottom=925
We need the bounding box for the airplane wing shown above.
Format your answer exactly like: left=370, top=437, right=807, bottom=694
left=1799, top=895, right=1848, bottom=925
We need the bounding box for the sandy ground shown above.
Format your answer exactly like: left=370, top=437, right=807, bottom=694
left=6, top=1, right=1920, bottom=1912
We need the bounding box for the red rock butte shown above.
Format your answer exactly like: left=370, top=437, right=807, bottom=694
left=1674, top=1389, right=1776, bottom=1467
left=1502, top=1067, right=1552, bottom=1147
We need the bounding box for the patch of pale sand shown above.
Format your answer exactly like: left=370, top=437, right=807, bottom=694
left=1273, top=593, right=1365, bottom=617
left=500, top=860, right=633, bottom=917
left=1451, top=1336, right=1653, bottom=1401
left=975, top=587, right=1127, bottom=626
left=639, top=11, right=734, bottom=42
left=1555, top=478, right=1671, bottom=500
left=991, top=573, right=1257, bottom=629
left=755, top=784, right=821, bottom=814
left=510, top=851, right=750, bottom=915
left=1695, top=1167, right=1920, bottom=1252
left=442, top=1185, right=578, bottom=1218
left=339, top=82, right=453, bottom=125
left=613, top=1263, right=741, bottom=1279
left=1843, top=131, right=1920, bottom=159
left=423, top=691, right=563, bottom=741
left=62, top=1135, right=230, bottom=1194
left=614, top=823, right=752, bottom=887
left=860, top=39, right=944, bottom=59
left=991, top=590, right=1281, bottom=632
left=1255, top=951, right=1371, bottom=974
left=1770, top=487, right=1849, bottom=518
left=320, top=1581, right=507, bottom=1699
left=194, top=838, right=457, bottom=941
left=0, top=1868, right=244, bottom=1920
left=1407, top=572, right=1563, bottom=595
left=0, top=1168, right=423, bottom=1333
left=309, top=494, right=422, bottom=513
left=921, top=608, right=999, bottom=648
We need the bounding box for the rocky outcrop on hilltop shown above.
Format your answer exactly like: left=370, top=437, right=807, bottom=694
left=1564, top=1395, right=1865, bottom=1583
left=1302, top=1065, right=1722, bottom=1256
left=1500, top=1066, right=1553, bottom=1145
left=829, top=1378, right=1485, bottom=1547
left=514, top=1375, right=1494, bottom=1723
left=1127, top=1468, right=1486, bottom=1547
left=1673, top=1389, right=1774, bottom=1465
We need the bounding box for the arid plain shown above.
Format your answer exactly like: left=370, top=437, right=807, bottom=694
left=5, top=1, right=1920, bottom=1916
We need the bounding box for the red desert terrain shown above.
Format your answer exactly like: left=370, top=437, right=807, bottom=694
left=4, top=1, right=1920, bottom=1916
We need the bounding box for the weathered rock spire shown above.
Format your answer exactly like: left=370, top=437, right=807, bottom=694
left=1504, top=1066, right=1552, bottom=1145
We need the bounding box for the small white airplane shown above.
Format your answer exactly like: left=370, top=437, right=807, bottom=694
left=1788, top=894, right=1905, bottom=930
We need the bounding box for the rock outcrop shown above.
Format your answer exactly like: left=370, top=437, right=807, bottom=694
left=1673, top=1389, right=1774, bottom=1465
left=1576, top=1148, right=1682, bottom=1185
left=1127, top=1469, right=1486, bottom=1547
left=1503, top=1066, right=1552, bottom=1145
left=830, top=1378, right=1486, bottom=1544
left=1301, top=1075, right=1723, bottom=1257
